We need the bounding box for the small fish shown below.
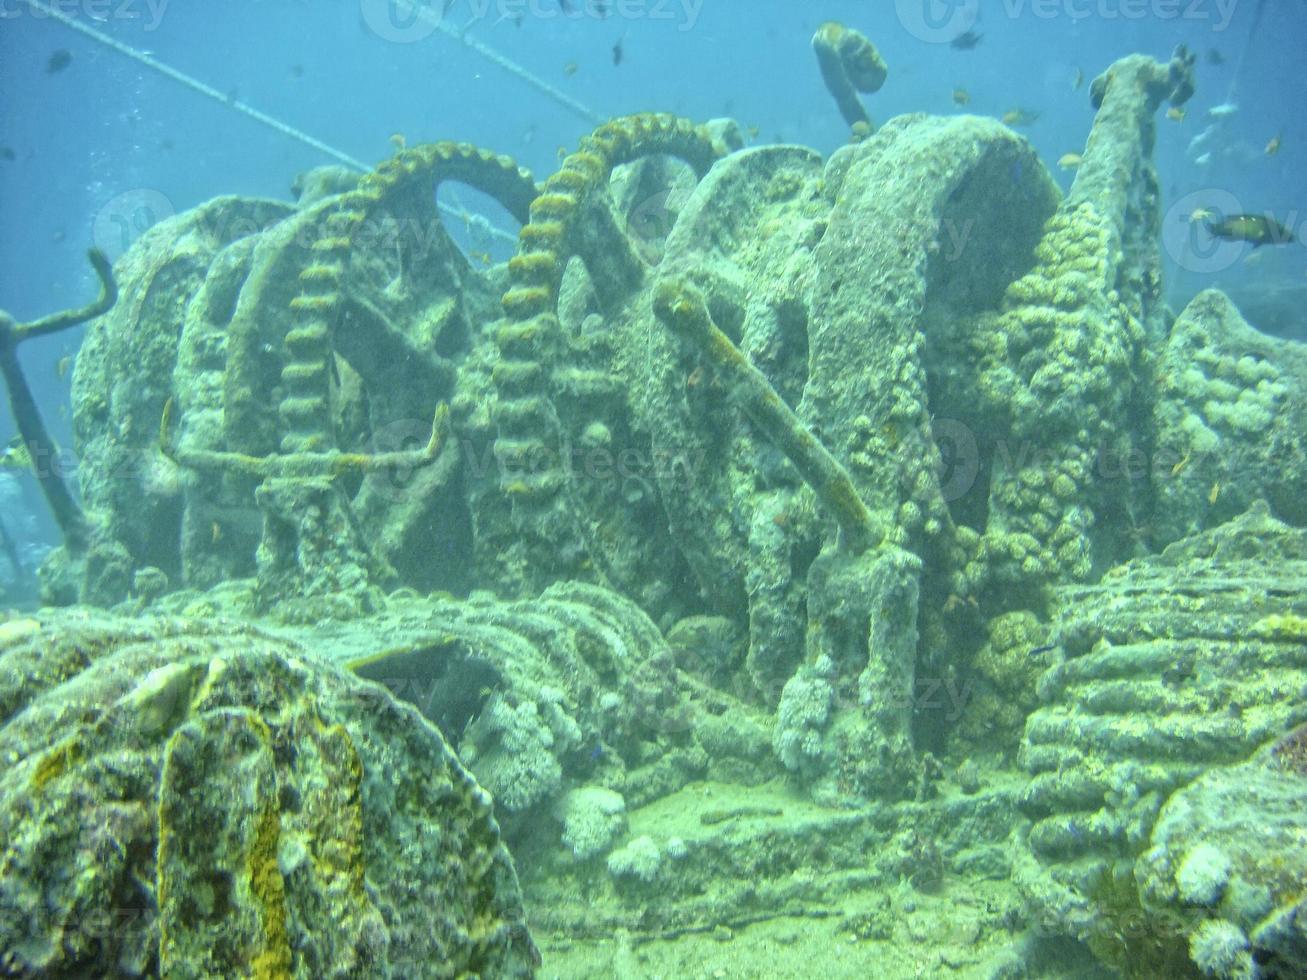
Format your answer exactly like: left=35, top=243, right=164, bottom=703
left=1029, top=644, right=1057, bottom=657
left=1206, top=48, right=1225, bottom=66
left=1265, top=134, right=1282, bottom=156
left=1171, top=452, right=1191, bottom=477
left=211, top=522, right=223, bottom=544
left=1072, top=68, right=1085, bottom=91
left=1002, top=107, right=1041, bottom=128
left=55, top=354, right=74, bottom=380
left=1166, top=106, right=1186, bottom=122
left=389, top=132, right=407, bottom=152
left=468, top=249, right=493, bottom=266
left=563, top=61, right=578, bottom=77
left=950, top=30, right=982, bottom=51
left=557, top=145, right=569, bottom=163
left=0, top=146, right=15, bottom=162
left=612, top=38, right=624, bottom=66
left=747, top=125, right=760, bottom=141
left=558, top=0, right=573, bottom=11
left=1194, top=152, right=1212, bottom=166
left=1206, top=213, right=1296, bottom=248
left=952, top=88, right=971, bottom=106
left=1208, top=480, right=1221, bottom=505
left=1057, top=152, right=1082, bottom=170
left=289, top=63, right=304, bottom=79
left=1207, top=102, right=1239, bottom=119
left=0, top=437, right=32, bottom=471
left=45, top=49, right=72, bottom=74
left=595, top=0, right=610, bottom=16
left=1187, top=207, right=1215, bottom=224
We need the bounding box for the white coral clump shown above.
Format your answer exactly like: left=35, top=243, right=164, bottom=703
left=773, top=655, right=835, bottom=773
left=462, top=698, right=562, bottom=813
left=556, top=786, right=626, bottom=861
left=1177, top=842, right=1232, bottom=907
left=1189, top=919, right=1256, bottom=979
left=607, top=835, right=662, bottom=882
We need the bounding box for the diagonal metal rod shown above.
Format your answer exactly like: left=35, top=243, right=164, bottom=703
left=0, top=249, right=118, bottom=554
left=0, top=514, right=24, bottom=578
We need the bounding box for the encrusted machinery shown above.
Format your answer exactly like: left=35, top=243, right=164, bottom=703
left=1149, top=289, right=1307, bottom=545
left=485, top=113, right=727, bottom=596
left=0, top=249, right=116, bottom=572
left=958, top=50, right=1195, bottom=593
left=46, top=49, right=1280, bottom=791
left=0, top=608, right=539, bottom=977
left=4, top=42, right=1307, bottom=978
left=811, top=21, right=888, bottom=134
left=66, top=143, right=538, bottom=617
left=1013, top=502, right=1307, bottom=976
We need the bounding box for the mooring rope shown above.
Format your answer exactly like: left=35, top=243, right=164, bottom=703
left=1227, top=0, right=1268, bottom=104
left=388, top=0, right=604, bottom=126
left=22, top=0, right=372, bottom=171
left=21, top=0, right=532, bottom=245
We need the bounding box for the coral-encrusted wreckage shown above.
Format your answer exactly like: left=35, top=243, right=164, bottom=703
left=3, top=45, right=1306, bottom=978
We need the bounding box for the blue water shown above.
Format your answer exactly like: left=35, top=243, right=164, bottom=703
left=0, top=0, right=1304, bottom=533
